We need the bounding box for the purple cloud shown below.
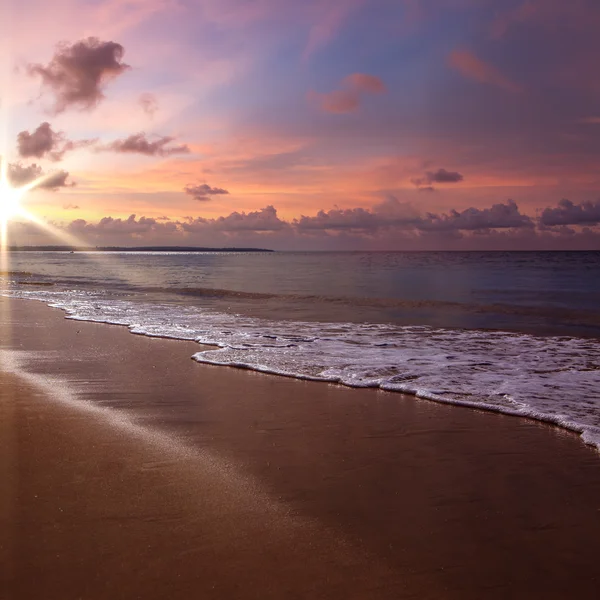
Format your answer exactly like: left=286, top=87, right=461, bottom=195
left=28, top=37, right=130, bottom=113
left=417, top=200, right=534, bottom=231
left=17, top=122, right=95, bottom=161
left=412, top=168, right=464, bottom=190
left=184, top=183, right=230, bottom=201
left=100, top=133, right=190, bottom=156
left=183, top=206, right=287, bottom=232
left=8, top=163, right=74, bottom=190
left=540, top=199, right=600, bottom=226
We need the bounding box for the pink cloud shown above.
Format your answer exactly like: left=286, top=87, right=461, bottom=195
left=309, top=73, right=387, bottom=114
left=309, top=89, right=360, bottom=114
left=344, top=73, right=387, bottom=94
left=448, top=49, right=522, bottom=93
left=13, top=199, right=600, bottom=251
left=28, top=37, right=131, bottom=114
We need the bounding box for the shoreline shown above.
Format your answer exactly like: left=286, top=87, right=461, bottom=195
left=2, top=296, right=600, bottom=598
left=4, top=292, right=600, bottom=452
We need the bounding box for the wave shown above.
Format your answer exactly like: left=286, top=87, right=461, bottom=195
left=5, top=271, right=600, bottom=329
left=2, top=286, right=600, bottom=452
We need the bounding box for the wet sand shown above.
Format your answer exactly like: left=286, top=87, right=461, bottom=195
left=1, top=296, right=600, bottom=599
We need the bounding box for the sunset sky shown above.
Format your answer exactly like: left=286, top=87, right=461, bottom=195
left=2, top=0, right=600, bottom=249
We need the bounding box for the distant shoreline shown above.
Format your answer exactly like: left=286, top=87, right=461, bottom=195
left=6, top=247, right=600, bottom=253
left=7, top=246, right=274, bottom=253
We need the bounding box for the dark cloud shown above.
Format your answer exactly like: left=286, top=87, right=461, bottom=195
left=296, top=207, right=382, bottom=230
left=138, top=93, right=158, bottom=117
left=17, top=122, right=56, bottom=159
left=69, top=214, right=177, bottom=236
left=8, top=163, right=74, bottom=190
left=417, top=200, right=534, bottom=231
left=296, top=197, right=420, bottom=231
left=427, top=168, right=464, bottom=184
left=100, top=133, right=190, bottom=156
left=19, top=198, right=600, bottom=250
left=412, top=168, right=464, bottom=190
left=40, top=170, right=73, bottom=190
left=182, top=206, right=287, bottom=232
left=296, top=199, right=532, bottom=232
left=63, top=204, right=80, bottom=210
left=28, top=37, right=130, bottom=113
left=17, top=122, right=95, bottom=161
left=184, top=183, right=230, bottom=201
left=539, top=199, right=600, bottom=226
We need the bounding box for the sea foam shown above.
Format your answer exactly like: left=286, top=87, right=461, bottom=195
left=3, top=287, right=600, bottom=452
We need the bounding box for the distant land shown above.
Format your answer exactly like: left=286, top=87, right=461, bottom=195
left=8, top=246, right=274, bottom=253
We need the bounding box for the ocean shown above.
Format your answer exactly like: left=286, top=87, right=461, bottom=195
left=2, top=250, right=600, bottom=450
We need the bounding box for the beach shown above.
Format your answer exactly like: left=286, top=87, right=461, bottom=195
left=1, top=295, right=600, bottom=599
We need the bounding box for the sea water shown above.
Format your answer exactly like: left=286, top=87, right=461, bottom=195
left=2, top=250, right=599, bottom=450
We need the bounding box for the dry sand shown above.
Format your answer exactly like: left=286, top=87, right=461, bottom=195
left=1, top=296, right=599, bottom=599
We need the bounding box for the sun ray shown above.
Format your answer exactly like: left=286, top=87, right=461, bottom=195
left=18, top=209, right=89, bottom=249
left=0, top=162, right=151, bottom=294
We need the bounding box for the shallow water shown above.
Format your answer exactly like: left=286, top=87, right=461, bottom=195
left=2, top=250, right=600, bottom=450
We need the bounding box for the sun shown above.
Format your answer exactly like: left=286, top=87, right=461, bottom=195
left=0, top=156, right=86, bottom=253
left=0, top=178, right=23, bottom=222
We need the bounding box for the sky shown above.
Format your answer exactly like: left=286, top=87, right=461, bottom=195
left=1, top=0, right=600, bottom=250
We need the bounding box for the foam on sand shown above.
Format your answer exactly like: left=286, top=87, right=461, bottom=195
left=3, top=287, right=600, bottom=452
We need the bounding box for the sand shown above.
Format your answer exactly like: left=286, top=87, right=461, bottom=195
left=1, top=296, right=600, bottom=599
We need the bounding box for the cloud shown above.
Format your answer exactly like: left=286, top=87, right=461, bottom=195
left=344, top=73, right=387, bottom=94
left=297, top=199, right=533, bottom=232
left=28, top=37, right=130, bottom=113
left=139, top=93, right=159, bottom=118
left=540, top=199, right=600, bottom=226
left=100, top=133, right=190, bottom=156
left=417, top=200, right=534, bottom=231
left=8, top=163, right=74, bottom=190
left=68, top=208, right=286, bottom=240
left=296, top=207, right=387, bottom=230
left=426, top=168, right=464, bottom=184
left=296, top=197, right=420, bottom=230
left=183, top=206, right=288, bottom=232
left=309, top=73, right=387, bottom=114
left=63, top=204, right=80, bottom=210
left=411, top=167, right=464, bottom=190
left=17, top=122, right=57, bottom=160
left=69, top=214, right=177, bottom=236
left=309, top=89, right=360, bottom=114
left=448, top=49, right=521, bottom=93
left=184, top=183, right=230, bottom=201
left=17, top=122, right=95, bottom=161
left=17, top=198, right=600, bottom=250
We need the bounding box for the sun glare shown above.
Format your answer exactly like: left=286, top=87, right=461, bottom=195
left=0, top=178, right=22, bottom=222
left=0, top=156, right=91, bottom=253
